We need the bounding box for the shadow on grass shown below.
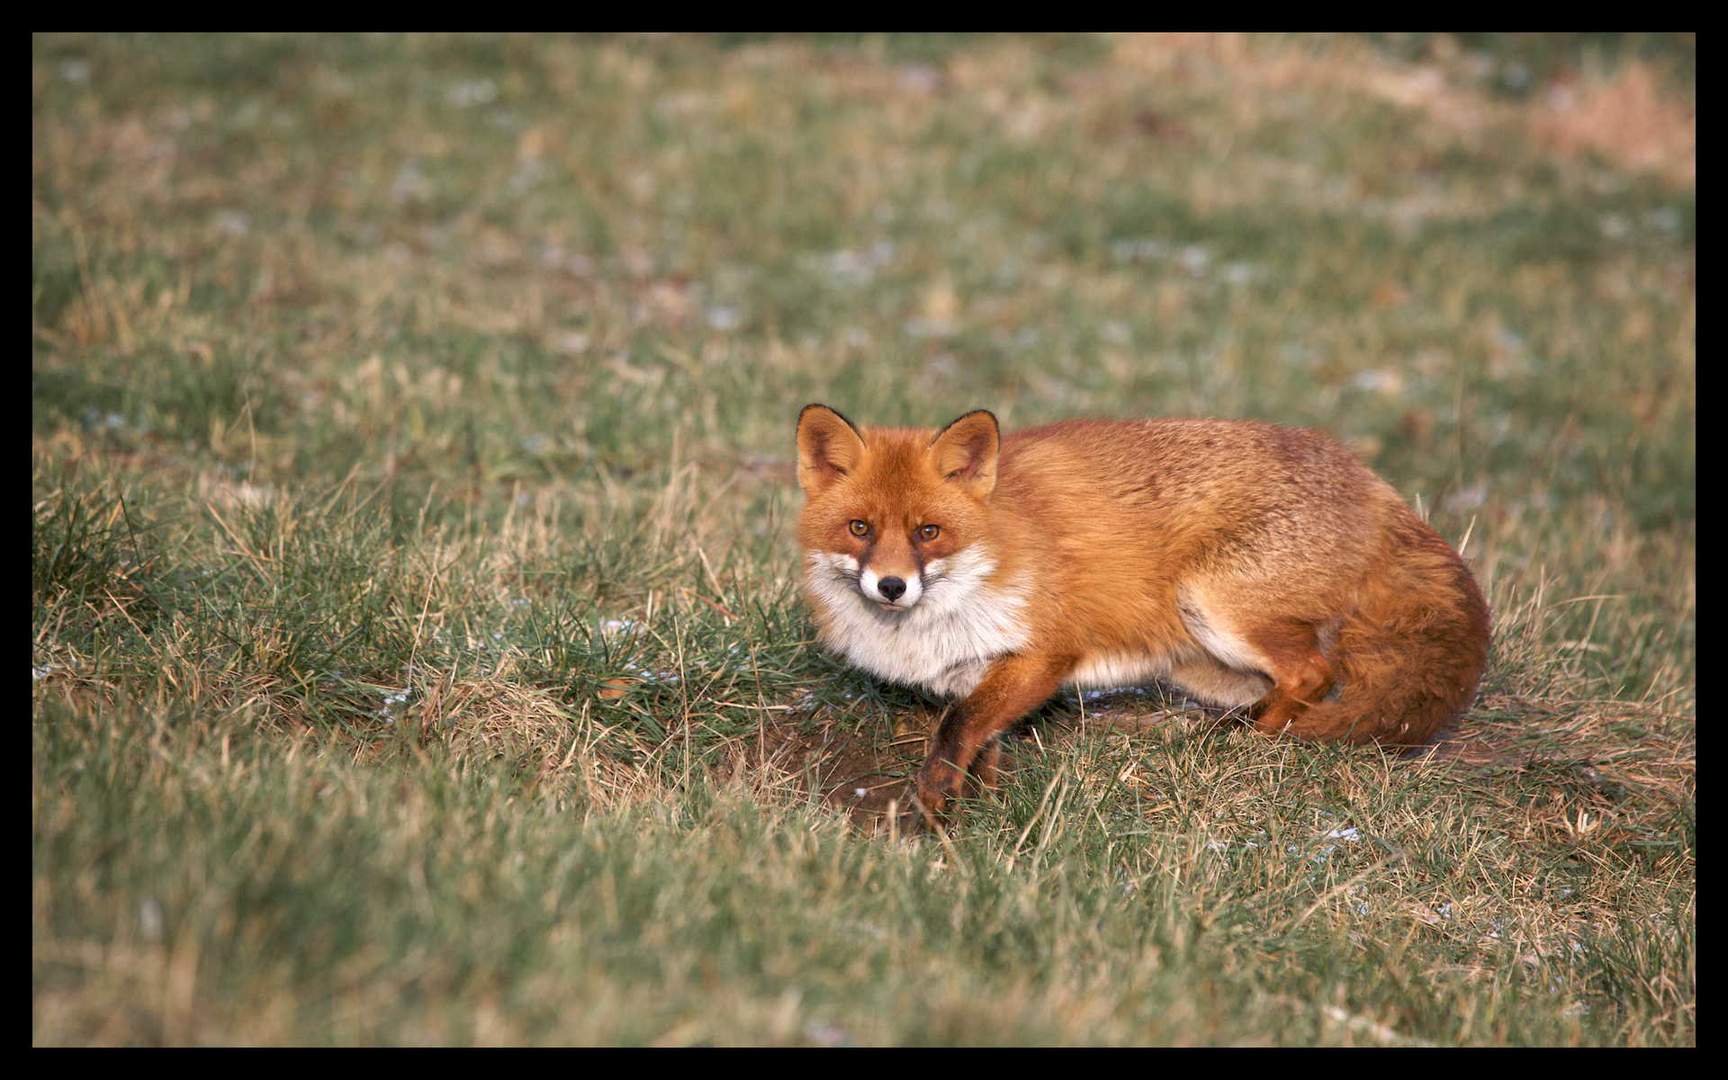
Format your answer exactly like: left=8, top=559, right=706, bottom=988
left=738, top=680, right=1692, bottom=847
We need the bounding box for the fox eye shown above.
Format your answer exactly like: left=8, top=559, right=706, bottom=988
left=848, top=520, right=870, bottom=537
left=917, top=524, right=940, bottom=542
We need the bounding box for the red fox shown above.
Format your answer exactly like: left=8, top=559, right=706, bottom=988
left=794, top=405, right=1491, bottom=823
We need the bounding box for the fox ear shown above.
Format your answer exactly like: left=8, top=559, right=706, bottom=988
left=929, top=409, right=999, bottom=499
left=796, top=404, right=866, bottom=495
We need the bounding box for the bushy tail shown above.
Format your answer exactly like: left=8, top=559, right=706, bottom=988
left=1283, top=513, right=1491, bottom=746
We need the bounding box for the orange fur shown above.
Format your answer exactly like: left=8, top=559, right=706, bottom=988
left=794, top=407, right=1491, bottom=823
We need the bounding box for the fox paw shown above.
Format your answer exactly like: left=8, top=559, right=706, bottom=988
left=913, top=758, right=963, bottom=828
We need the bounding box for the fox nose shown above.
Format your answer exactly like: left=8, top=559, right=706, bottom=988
left=877, top=576, right=907, bottom=602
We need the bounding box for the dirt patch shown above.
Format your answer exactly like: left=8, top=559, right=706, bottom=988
left=741, top=702, right=937, bottom=831
left=734, top=688, right=1217, bottom=832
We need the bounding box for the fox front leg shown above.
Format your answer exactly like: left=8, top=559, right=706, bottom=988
left=914, top=653, right=1069, bottom=826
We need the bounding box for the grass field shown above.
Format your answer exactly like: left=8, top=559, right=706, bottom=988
left=32, top=33, right=1694, bottom=1046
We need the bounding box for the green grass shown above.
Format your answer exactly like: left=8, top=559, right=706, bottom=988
left=33, top=33, right=1693, bottom=1045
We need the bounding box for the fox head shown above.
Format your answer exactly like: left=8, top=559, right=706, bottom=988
left=795, top=404, right=999, bottom=613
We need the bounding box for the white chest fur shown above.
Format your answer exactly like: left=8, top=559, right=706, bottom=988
left=805, top=546, right=1032, bottom=698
